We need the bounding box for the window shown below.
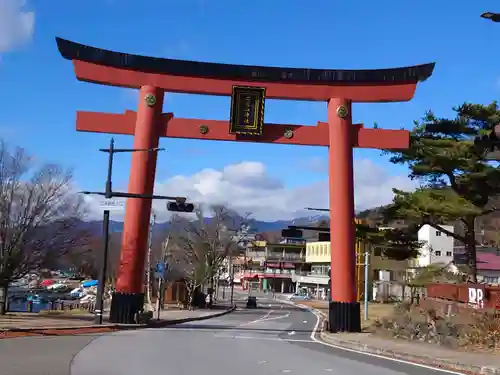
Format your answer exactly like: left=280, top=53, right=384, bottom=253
left=483, top=276, right=498, bottom=284
left=436, top=231, right=442, bottom=236
left=373, top=247, right=382, bottom=257
left=435, top=250, right=442, bottom=256
left=446, top=251, right=452, bottom=257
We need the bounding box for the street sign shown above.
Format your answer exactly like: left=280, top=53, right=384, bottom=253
left=155, top=262, right=169, bottom=280
left=155, top=262, right=165, bottom=273
left=98, top=199, right=125, bottom=211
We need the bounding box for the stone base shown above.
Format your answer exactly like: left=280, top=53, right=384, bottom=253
left=328, top=301, right=361, bottom=333
left=109, top=292, right=145, bottom=324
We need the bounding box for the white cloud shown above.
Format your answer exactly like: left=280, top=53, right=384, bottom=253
left=83, top=159, right=416, bottom=223
left=0, top=0, right=35, bottom=53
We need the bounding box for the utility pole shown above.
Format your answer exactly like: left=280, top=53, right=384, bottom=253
left=363, top=246, right=371, bottom=321
left=229, top=255, right=234, bottom=305
left=80, top=138, right=195, bottom=324
left=146, top=212, right=156, bottom=308
left=156, top=235, right=169, bottom=320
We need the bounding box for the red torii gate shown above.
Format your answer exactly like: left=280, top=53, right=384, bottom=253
left=56, top=37, right=434, bottom=331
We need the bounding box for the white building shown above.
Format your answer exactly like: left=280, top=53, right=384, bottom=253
left=413, top=224, right=454, bottom=267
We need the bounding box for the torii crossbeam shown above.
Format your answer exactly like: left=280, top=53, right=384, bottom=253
left=56, top=37, right=434, bottom=330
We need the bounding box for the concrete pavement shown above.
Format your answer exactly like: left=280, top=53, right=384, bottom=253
left=69, top=295, right=456, bottom=375
left=0, top=307, right=234, bottom=374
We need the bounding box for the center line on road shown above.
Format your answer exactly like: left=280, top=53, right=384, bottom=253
left=215, top=335, right=316, bottom=343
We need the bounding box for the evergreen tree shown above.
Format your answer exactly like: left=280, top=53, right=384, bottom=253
left=384, top=101, right=500, bottom=282
left=356, top=222, right=423, bottom=260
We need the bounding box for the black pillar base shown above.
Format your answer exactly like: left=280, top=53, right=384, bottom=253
left=109, top=292, right=144, bottom=324
left=328, top=301, right=361, bottom=333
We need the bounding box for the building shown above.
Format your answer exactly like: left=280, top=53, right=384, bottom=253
left=411, top=224, right=454, bottom=268
left=240, top=240, right=308, bottom=293
left=294, top=241, right=332, bottom=299
left=298, top=222, right=410, bottom=301
left=453, top=246, right=500, bottom=284
left=371, top=226, right=411, bottom=284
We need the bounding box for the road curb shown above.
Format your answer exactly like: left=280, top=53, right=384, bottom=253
left=0, top=305, right=236, bottom=337
left=147, top=305, right=237, bottom=328
left=319, top=332, right=500, bottom=375
left=281, top=298, right=499, bottom=375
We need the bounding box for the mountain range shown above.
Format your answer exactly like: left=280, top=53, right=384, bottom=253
left=83, top=214, right=330, bottom=235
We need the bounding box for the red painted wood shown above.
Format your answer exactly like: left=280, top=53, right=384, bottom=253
left=73, top=61, right=419, bottom=103
left=76, top=111, right=409, bottom=149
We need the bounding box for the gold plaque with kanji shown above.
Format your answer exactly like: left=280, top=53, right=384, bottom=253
left=229, top=86, right=266, bottom=136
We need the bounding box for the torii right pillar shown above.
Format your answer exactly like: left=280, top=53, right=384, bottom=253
left=328, top=97, right=359, bottom=332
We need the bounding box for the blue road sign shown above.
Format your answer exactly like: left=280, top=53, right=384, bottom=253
left=155, top=262, right=169, bottom=279
left=155, top=262, right=165, bottom=273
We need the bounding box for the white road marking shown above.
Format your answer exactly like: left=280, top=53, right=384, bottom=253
left=258, top=360, right=267, bottom=364
left=324, top=369, right=333, bottom=372
left=253, top=313, right=290, bottom=323
left=215, top=335, right=316, bottom=343
left=306, top=307, right=466, bottom=375
left=240, top=310, right=273, bottom=327
left=282, top=370, right=291, bottom=373
left=302, top=320, right=307, bottom=324
left=288, top=331, right=295, bottom=335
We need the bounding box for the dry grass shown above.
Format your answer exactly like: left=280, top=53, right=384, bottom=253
left=298, top=300, right=396, bottom=330
left=373, top=302, right=500, bottom=352
left=361, top=303, right=396, bottom=330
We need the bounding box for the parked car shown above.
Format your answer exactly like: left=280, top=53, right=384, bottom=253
left=246, top=296, right=257, bottom=308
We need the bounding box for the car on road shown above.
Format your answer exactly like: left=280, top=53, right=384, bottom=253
left=288, top=293, right=311, bottom=301
left=246, top=296, right=257, bottom=308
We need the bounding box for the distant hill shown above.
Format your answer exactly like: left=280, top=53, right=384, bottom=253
left=82, top=215, right=330, bottom=237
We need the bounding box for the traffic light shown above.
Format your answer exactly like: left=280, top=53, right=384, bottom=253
left=167, top=202, right=195, bottom=212
left=281, top=228, right=303, bottom=238
left=474, top=125, right=500, bottom=154
left=318, top=232, right=330, bottom=241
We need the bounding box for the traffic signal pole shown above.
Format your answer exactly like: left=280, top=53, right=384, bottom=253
left=81, top=138, right=195, bottom=324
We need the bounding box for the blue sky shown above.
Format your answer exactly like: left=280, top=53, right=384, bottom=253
left=1, top=0, right=499, bottom=220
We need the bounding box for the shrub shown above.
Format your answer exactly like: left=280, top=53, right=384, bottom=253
left=372, top=302, right=500, bottom=351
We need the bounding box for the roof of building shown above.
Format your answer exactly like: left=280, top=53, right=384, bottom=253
left=454, top=250, right=500, bottom=271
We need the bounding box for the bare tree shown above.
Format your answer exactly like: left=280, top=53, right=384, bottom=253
left=0, top=142, right=91, bottom=314
left=66, top=232, right=122, bottom=284
left=167, top=205, right=240, bottom=309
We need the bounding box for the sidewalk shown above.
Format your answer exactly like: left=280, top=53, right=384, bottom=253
left=320, top=331, right=500, bottom=374
left=0, top=304, right=235, bottom=338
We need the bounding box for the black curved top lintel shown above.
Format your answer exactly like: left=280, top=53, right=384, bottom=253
left=56, top=37, right=435, bottom=85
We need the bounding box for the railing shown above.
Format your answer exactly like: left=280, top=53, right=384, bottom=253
left=266, top=252, right=304, bottom=261
left=306, top=272, right=329, bottom=277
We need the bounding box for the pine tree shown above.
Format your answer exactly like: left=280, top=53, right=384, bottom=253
left=356, top=222, right=423, bottom=260
left=384, top=101, right=500, bottom=282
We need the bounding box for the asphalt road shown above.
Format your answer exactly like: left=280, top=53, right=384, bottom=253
left=66, top=295, right=458, bottom=375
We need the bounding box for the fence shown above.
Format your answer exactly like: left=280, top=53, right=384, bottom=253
left=426, top=282, right=500, bottom=309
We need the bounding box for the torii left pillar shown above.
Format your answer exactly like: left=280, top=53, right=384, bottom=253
left=109, top=86, right=164, bottom=324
